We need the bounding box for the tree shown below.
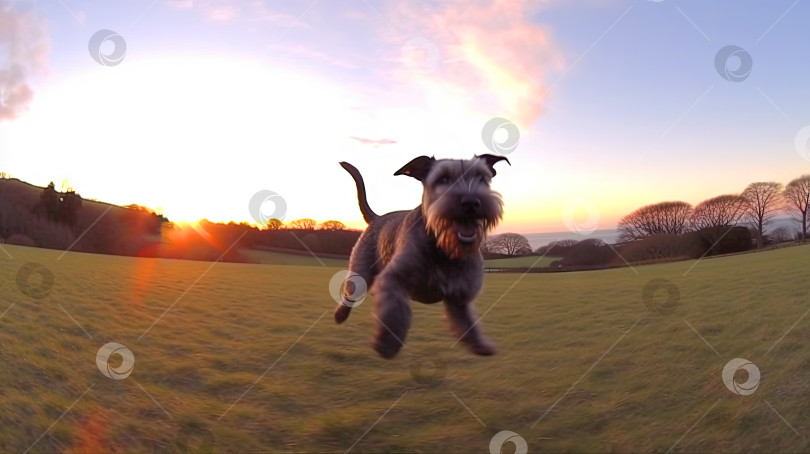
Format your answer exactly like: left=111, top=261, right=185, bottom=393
left=783, top=175, right=810, bottom=242
left=769, top=226, right=793, bottom=243
left=39, top=182, right=59, bottom=221
left=535, top=239, right=578, bottom=256
left=487, top=233, right=531, bottom=256
left=319, top=220, right=346, bottom=231
left=690, top=194, right=745, bottom=230
left=741, top=182, right=783, bottom=248
left=60, top=190, right=82, bottom=228
left=289, top=218, right=316, bottom=230
left=263, top=218, right=283, bottom=230
left=617, top=201, right=693, bottom=242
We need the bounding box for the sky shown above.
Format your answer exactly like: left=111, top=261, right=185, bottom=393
left=1, top=0, right=809, bottom=235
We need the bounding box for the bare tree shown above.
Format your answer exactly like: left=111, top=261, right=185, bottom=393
left=263, top=218, right=283, bottom=230
left=487, top=233, right=531, bottom=256
left=288, top=218, right=316, bottom=230
left=617, top=201, right=693, bottom=242
left=769, top=226, right=793, bottom=243
left=690, top=194, right=745, bottom=231
left=783, top=175, right=810, bottom=242
left=318, top=220, right=346, bottom=231
left=741, top=182, right=783, bottom=248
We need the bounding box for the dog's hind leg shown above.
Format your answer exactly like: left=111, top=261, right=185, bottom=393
left=444, top=300, right=497, bottom=356
left=334, top=232, right=377, bottom=324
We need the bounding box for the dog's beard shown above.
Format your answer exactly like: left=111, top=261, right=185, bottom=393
left=425, top=213, right=501, bottom=259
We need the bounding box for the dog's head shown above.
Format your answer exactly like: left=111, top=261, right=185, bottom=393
left=395, top=154, right=510, bottom=259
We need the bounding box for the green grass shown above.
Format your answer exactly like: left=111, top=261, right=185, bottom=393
left=1, top=243, right=809, bottom=452
left=241, top=248, right=348, bottom=267
left=484, top=255, right=560, bottom=269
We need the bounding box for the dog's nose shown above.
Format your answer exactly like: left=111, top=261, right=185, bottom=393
left=461, top=196, right=481, bottom=213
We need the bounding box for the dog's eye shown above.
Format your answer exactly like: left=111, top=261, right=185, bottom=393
left=437, top=176, right=451, bottom=185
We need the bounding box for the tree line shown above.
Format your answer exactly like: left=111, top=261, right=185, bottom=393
left=260, top=218, right=347, bottom=231
left=480, top=175, right=810, bottom=268
left=618, top=175, right=810, bottom=247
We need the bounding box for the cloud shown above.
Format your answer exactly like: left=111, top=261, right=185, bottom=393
left=350, top=136, right=398, bottom=147
left=389, top=0, right=562, bottom=127
left=169, top=0, right=310, bottom=28
left=0, top=1, right=49, bottom=122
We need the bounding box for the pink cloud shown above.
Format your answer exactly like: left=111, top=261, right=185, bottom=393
left=350, top=136, right=398, bottom=147
left=389, top=0, right=563, bottom=127
left=170, top=0, right=310, bottom=28
left=0, top=1, right=49, bottom=122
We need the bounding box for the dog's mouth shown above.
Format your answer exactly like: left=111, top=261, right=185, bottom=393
left=456, top=221, right=480, bottom=244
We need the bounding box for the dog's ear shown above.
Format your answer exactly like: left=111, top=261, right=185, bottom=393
left=476, top=154, right=511, bottom=177
left=394, top=156, right=435, bottom=181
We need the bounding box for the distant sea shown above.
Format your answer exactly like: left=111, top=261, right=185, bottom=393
left=522, top=229, right=619, bottom=250
left=521, top=217, right=801, bottom=251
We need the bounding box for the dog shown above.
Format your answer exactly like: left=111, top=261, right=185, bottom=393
left=334, top=154, right=510, bottom=358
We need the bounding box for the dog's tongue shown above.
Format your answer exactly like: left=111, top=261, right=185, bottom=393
left=457, top=222, right=478, bottom=243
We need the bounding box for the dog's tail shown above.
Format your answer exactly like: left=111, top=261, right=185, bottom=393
left=340, top=162, right=378, bottom=224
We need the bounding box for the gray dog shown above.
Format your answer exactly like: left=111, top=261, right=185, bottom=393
left=335, top=154, right=510, bottom=358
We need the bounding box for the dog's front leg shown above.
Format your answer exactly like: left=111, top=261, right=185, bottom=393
left=445, top=300, right=497, bottom=356
left=371, top=264, right=413, bottom=359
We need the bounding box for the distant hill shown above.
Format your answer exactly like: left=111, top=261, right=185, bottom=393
left=0, top=177, right=361, bottom=263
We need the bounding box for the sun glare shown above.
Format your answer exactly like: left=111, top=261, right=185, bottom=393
left=4, top=55, right=366, bottom=224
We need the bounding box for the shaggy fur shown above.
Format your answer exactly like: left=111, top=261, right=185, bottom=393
left=334, top=154, right=510, bottom=358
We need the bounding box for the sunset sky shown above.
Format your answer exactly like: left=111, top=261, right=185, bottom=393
left=1, top=0, right=809, bottom=234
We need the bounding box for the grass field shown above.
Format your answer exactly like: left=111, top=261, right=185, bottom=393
left=2, top=243, right=810, bottom=452
left=483, top=255, right=560, bottom=269
left=240, top=249, right=558, bottom=270
left=241, top=248, right=349, bottom=267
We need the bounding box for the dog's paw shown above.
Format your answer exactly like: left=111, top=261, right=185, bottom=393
left=334, top=304, right=351, bottom=324
left=373, top=336, right=404, bottom=359
left=470, top=341, right=498, bottom=356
